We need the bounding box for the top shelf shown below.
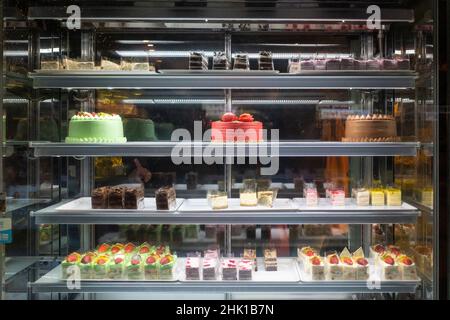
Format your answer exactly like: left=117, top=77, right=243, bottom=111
left=28, top=71, right=417, bottom=90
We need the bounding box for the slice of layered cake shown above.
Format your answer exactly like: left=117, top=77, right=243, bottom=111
left=189, top=52, right=208, bottom=70
left=264, top=248, right=278, bottom=271
left=258, top=51, right=274, bottom=70
left=213, top=52, right=230, bottom=70
left=155, top=186, right=177, bottom=210
left=91, top=186, right=109, bottom=209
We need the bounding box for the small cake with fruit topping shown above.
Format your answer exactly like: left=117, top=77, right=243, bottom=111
left=110, top=243, right=124, bottom=255
left=96, top=243, right=111, bottom=254
left=325, top=253, right=343, bottom=280
left=340, top=248, right=356, bottom=280
left=211, top=112, right=263, bottom=142
left=123, top=242, right=137, bottom=254
left=138, top=242, right=152, bottom=255
left=369, top=244, right=386, bottom=260
left=297, top=246, right=317, bottom=265
left=185, top=256, right=201, bottom=280
left=159, top=254, right=177, bottom=280
left=378, top=253, right=401, bottom=280
left=305, top=256, right=325, bottom=280
left=397, top=254, right=417, bottom=280
left=222, top=258, right=238, bottom=280
left=330, top=189, right=345, bottom=206
left=353, top=248, right=369, bottom=280
left=61, top=252, right=81, bottom=279
left=126, top=254, right=144, bottom=280
left=144, top=254, right=160, bottom=280
left=238, top=259, right=253, bottom=280
left=79, top=252, right=96, bottom=279
left=93, top=255, right=110, bottom=279
left=107, top=254, right=125, bottom=279
left=65, top=112, right=127, bottom=143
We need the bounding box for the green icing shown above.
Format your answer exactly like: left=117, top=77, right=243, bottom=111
left=65, top=118, right=126, bottom=143
left=123, top=118, right=157, bottom=141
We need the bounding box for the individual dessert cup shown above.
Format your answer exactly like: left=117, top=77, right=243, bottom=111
left=213, top=52, right=230, bottom=70
left=371, top=188, right=385, bottom=206
left=233, top=54, right=250, bottom=70
left=297, top=246, right=317, bottom=265
left=221, top=258, right=238, bottom=280
left=144, top=254, right=160, bottom=280
left=138, top=242, right=152, bottom=255
left=238, top=259, right=253, bottom=280
left=202, top=257, right=219, bottom=280
left=330, top=189, right=345, bottom=206
left=108, top=186, right=124, bottom=209
left=96, top=243, right=111, bottom=254
left=155, top=186, right=177, bottom=210
left=385, top=187, right=402, bottom=206
left=61, top=252, right=81, bottom=279
left=304, top=256, right=325, bottom=280
left=65, top=112, right=127, bottom=144
left=91, top=186, right=109, bottom=209
left=353, top=248, right=369, bottom=280
left=257, top=189, right=278, bottom=207
left=185, top=253, right=201, bottom=280
left=378, top=253, right=401, bottom=280
left=124, top=242, right=137, bottom=254
left=264, top=248, right=278, bottom=271
left=159, top=254, right=177, bottom=280
left=240, top=188, right=258, bottom=206
left=207, top=191, right=228, bottom=210
left=339, top=248, right=356, bottom=280
left=396, top=254, right=417, bottom=280
left=107, top=254, right=125, bottom=280
left=189, top=52, right=209, bottom=70
left=93, top=255, right=110, bottom=280
left=258, top=51, right=274, bottom=70
left=325, top=253, right=343, bottom=280
left=126, top=254, right=144, bottom=280
left=79, top=252, right=96, bottom=279
left=352, top=188, right=370, bottom=206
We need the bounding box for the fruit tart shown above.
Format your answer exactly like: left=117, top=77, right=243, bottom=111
left=110, top=243, right=124, bottom=255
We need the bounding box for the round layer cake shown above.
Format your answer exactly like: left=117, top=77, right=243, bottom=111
left=343, top=114, right=398, bottom=142
left=211, top=113, right=263, bottom=142
left=65, top=112, right=127, bottom=143
left=123, top=118, right=157, bottom=141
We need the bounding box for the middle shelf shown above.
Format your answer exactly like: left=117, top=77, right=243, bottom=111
left=32, top=198, right=420, bottom=225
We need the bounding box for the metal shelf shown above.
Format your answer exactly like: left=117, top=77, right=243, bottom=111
left=30, top=265, right=419, bottom=294
left=29, top=141, right=420, bottom=157
left=28, top=72, right=417, bottom=89
left=27, top=6, right=414, bottom=23
left=32, top=199, right=419, bottom=225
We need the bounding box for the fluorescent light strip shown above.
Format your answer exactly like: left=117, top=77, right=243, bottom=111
left=122, top=98, right=353, bottom=105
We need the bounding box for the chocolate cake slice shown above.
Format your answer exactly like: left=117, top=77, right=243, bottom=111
left=233, top=54, right=250, bottom=70
left=258, top=51, right=274, bottom=70
left=189, top=52, right=208, bottom=70
left=213, top=52, right=230, bottom=70
left=91, top=186, right=109, bottom=209
left=155, top=186, right=176, bottom=210
left=108, top=186, right=124, bottom=209
left=121, top=184, right=145, bottom=209
left=264, top=248, right=278, bottom=271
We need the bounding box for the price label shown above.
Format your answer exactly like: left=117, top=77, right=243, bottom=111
left=0, top=218, right=12, bottom=244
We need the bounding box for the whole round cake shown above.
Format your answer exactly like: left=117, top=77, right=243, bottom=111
left=65, top=112, right=127, bottom=143
left=123, top=118, right=157, bottom=141
left=211, top=113, right=263, bottom=142
left=343, top=114, right=398, bottom=142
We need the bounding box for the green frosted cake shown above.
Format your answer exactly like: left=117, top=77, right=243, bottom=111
left=123, top=118, right=157, bottom=141
left=65, top=112, right=127, bottom=143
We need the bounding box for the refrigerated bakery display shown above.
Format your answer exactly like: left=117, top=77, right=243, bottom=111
left=211, top=112, right=263, bottom=142
left=65, top=112, right=127, bottom=143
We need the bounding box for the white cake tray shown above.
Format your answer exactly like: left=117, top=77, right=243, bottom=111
left=55, top=197, right=184, bottom=213
left=178, top=198, right=296, bottom=213
left=293, top=198, right=416, bottom=211
left=179, top=258, right=300, bottom=282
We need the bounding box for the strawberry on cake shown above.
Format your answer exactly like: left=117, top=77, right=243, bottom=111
left=211, top=112, right=263, bottom=142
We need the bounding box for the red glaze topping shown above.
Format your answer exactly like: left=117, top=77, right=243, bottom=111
left=389, top=247, right=401, bottom=257
left=124, top=243, right=135, bottom=253
left=146, top=256, right=156, bottom=264
left=111, top=246, right=121, bottom=254
left=131, top=258, right=141, bottom=265
left=329, top=255, right=339, bottom=265
left=305, top=249, right=315, bottom=257
left=67, top=253, right=78, bottom=263
left=356, top=258, right=368, bottom=266
left=97, top=244, right=109, bottom=253
left=114, top=257, right=123, bottom=264
left=400, top=256, right=413, bottom=266
left=239, top=113, right=254, bottom=122
left=139, top=247, right=150, bottom=254
left=81, top=255, right=92, bottom=264
left=342, top=257, right=353, bottom=265
left=97, top=258, right=107, bottom=265
left=160, top=256, right=171, bottom=265
left=374, top=244, right=385, bottom=254
left=383, top=255, right=395, bottom=265
left=311, top=257, right=321, bottom=266
left=221, top=112, right=238, bottom=122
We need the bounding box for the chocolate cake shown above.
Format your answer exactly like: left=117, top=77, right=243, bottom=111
left=233, top=54, right=250, bottom=70
left=186, top=171, right=198, bottom=190
left=340, top=58, right=355, bottom=70
left=91, top=186, right=109, bottom=209
left=155, top=186, right=177, bottom=210
left=108, top=186, right=124, bottom=209
left=326, top=58, right=341, bottom=70
left=258, top=51, right=274, bottom=70
left=213, top=52, right=230, bottom=70
left=189, top=52, right=208, bottom=70
left=264, top=248, right=278, bottom=271
left=123, top=184, right=145, bottom=209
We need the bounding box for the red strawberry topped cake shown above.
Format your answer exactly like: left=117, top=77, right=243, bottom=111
left=211, top=112, right=263, bottom=142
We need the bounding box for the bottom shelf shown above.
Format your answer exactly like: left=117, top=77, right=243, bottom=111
left=31, top=258, right=420, bottom=294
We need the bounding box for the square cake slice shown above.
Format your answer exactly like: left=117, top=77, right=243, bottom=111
left=91, top=186, right=109, bottom=209
left=264, top=248, right=278, bottom=271
left=155, top=186, right=176, bottom=210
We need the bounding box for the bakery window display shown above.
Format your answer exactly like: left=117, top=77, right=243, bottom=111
left=211, top=112, right=263, bottom=142
left=189, top=52, right=208, bottom=70
left=65, top=112, right=127, bottom=143
left=343, top=114, right=398, bottom=142
left=155, top=186, right=177, bottom=210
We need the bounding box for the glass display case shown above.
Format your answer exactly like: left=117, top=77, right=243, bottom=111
left=0, top=0, right=440, bottom=300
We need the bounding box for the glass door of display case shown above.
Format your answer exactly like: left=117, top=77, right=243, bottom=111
left=0, top=0, right=442, bottom=300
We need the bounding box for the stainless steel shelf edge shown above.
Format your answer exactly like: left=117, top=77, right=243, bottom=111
left=28, top=72, right=417, bottom=89
left=32, top=200, right=419, bottom=225
left=30, top=279, right=419, bottom=294
left=29, top=142, right=420, bottom=157
left=27, top=7, right=414, bottom=23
